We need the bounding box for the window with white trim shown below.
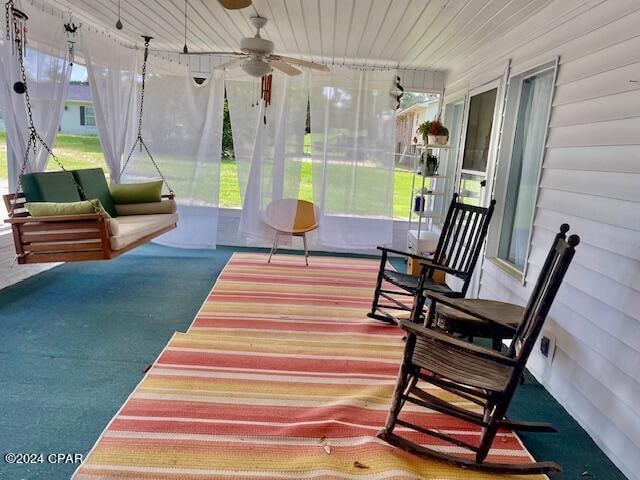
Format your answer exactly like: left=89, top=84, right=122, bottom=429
left=495, top=64, right=555, bottom=272
left=80, top=105, right=96, bottom=127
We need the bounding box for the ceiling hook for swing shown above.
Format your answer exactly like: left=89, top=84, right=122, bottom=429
left=141, top=35, right=153, bottom=60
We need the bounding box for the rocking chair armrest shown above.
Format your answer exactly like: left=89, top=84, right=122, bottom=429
left=377, top=246, right=434, bottom=262
left=376, top=247, right=462, bottom=276
left=420, top=263, right=462, bottom=277
left=426, top=292, right=519, bottom=333
left=398, top=319, right=517, bottom=366
left=5, top=213, right=105, bottom=224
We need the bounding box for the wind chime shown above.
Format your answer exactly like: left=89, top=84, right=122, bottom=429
left=63, top=10, right=78, bottom=65
left=5, top=0, right=28, bottom=95
left=392, top=75, right=404, bottom=110
left=260, top=73, right=272, bottom=124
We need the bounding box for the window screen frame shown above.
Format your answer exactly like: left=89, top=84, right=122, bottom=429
left=487, top=58, right=559, bottom=284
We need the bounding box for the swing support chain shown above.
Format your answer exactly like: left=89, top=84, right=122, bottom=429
left=8, top=29, right=103, bottom=219
left=119, top=36, right=174, bottom=196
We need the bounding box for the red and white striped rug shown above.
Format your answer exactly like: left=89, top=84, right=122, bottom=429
left=73, top=253, right=544, bottom=480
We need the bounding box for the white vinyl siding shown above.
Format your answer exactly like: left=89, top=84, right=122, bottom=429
left=60, top=102, right=98, bottom=135
left=444, top=1, right=640, bottom=478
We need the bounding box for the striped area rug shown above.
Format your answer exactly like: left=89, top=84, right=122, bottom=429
left=73, top=253, right=544, bottom=480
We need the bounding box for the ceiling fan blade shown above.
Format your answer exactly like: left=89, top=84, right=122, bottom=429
left=275, top=55, right=330, bottom=72
left=270, top=59, right=302, bottom=76
left=182, top=51, right=244, bottom=56
left=214, top=57, right=246, bottom=70
left=218, top=0, right=252, bottom=9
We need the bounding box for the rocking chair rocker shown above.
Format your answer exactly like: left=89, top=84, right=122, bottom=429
left=368, top=194, right=495, bottom=323
left=378, top=224, right=579, bottom=474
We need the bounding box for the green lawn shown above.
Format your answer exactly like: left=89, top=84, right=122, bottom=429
left=0, top=132, right=413, bottom=219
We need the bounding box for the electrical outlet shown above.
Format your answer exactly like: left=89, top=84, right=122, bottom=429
left=540, top=337, right=550, bottom=357
left=539, top=334, right=556, bottom=365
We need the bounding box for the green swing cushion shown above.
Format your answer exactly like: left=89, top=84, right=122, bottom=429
left=72, top=168, right=118, bottom=217
left=25, top=199, right=110, bottom=217
left=110, top=180, right=163, bottom=204
left=21, top=171, right=82, bottom=203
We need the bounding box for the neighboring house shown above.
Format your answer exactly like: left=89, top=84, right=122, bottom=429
left=59, top=83, right=97, bottom=135
left=394, top=98, right=439, bottom=156
left=0, top=83, right=97, bottom=135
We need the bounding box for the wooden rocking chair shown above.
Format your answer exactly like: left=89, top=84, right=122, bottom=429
left=368, top=194, right=495, bottom=323
left=378, top=224, right=579, bottom=474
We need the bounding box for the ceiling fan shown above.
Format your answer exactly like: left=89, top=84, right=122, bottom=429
left=185, top=16, right=330, bottom=78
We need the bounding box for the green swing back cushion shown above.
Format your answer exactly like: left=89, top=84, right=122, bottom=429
left=72, top=168, right=118, bottom=217
left=21, top=171, right=82, bottom=203
left=110, top=180, right=163, bottom=204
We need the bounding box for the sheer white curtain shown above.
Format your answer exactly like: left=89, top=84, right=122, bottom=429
left=80, top=29, right=137, bottom=182
left=123, top=56, right=224, bottom=249
left=502, top=70, right=554, bottom=268
left=309, top=67, right=396, bottom=249
left=226, top=70, right=308, bottom=241
left=0, top=3, right=71, bottom=190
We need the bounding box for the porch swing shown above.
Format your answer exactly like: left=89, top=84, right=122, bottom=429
left=3, top=26, right=178, bottom=264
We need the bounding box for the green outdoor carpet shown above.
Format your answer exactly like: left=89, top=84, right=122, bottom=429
left=0, top=244, right=626, bottom=479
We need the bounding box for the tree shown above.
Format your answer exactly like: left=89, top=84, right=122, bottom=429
left=399, top=92, right=427, bottom=110
left=222, top=97, right=233, bottom=158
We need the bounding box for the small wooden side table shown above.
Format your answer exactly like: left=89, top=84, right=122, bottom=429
left=434, top=299, right=523, bottom=351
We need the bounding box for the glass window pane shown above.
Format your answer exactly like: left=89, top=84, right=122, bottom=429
left=462, top=88, right=497, bottom=172
left=498, top=69, right=554, bottom=270
left=85, top=106, right=96, bottom=126
left=458, top=88, right=497, bottom=205
left=439, top=101, right=464, bottom=211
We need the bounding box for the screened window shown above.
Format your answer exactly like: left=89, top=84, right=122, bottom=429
left=497, top=68, right=554, bottom=270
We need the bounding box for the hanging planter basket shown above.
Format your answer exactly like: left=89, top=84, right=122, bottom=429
left=427, top=134, right=448, bottom=146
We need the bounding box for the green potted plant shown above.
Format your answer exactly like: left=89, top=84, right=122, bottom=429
left=427, top=119, right=449, bottom=145
left=424, top=152, right=439, bottom=175
left=416, top=121, right=432, bottom=145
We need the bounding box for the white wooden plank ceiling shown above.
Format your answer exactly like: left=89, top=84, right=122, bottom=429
left=41, top=0, right=553, bottom=72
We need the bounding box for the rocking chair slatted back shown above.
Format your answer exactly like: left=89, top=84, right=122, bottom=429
left=427, top=194, right=496, bottom=295
left=379, top=224, right=580, bottom=474
left=511, top=224, right=579, bottom=360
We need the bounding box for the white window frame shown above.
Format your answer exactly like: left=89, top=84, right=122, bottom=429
left=486, top=58, right=559, bottom=284
left=84, top=106, right=96, bottom=127
left=440, top=95, right=466, bottom=208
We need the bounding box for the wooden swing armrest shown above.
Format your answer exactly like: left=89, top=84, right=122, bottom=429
left=5, top=213, right=105, bottom=224
left=398, top=319, right=517, bottom=366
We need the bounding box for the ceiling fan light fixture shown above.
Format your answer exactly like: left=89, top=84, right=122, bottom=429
left=242, top=58, right=272, bottom=78
left=240, top=35, right=274, bottom=55
left=218, top=0, right=252, bottom=9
